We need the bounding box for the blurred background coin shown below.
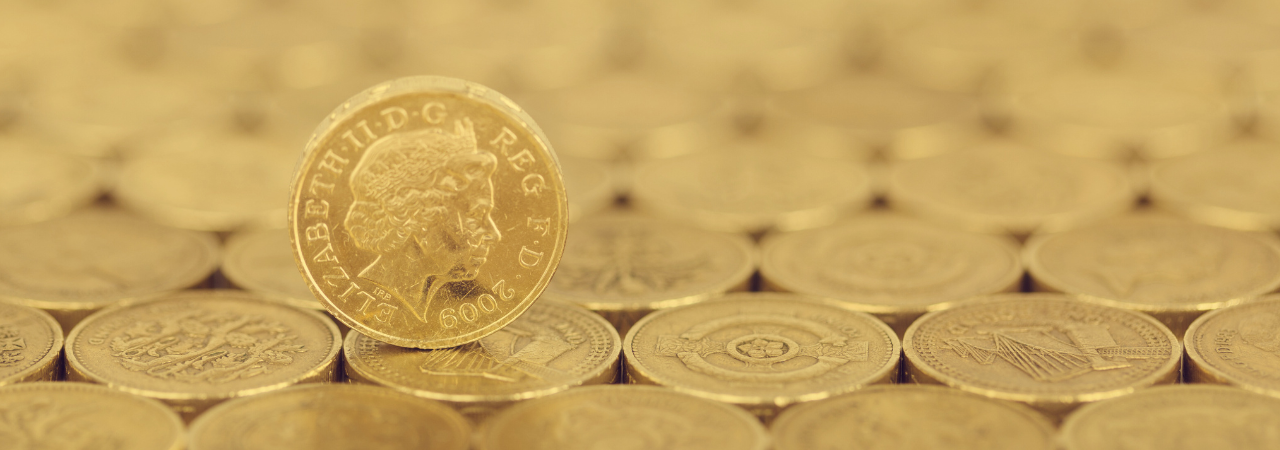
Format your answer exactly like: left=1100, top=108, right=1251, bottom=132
left=0, top=300, right=62, bottom=385
left=1149, top=140, right=1280, bottom=231
left=1059, top=385, right=1280, bottom=450
left=222, top=227, right=321, bottom=311
left=0, top=382, right=185, bottom=450
left=0, top=146, right=100, bottom=226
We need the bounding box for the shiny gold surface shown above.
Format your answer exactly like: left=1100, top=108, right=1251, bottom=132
left=1059, top=385, right=1280, bottom=450
left=222, top=227, right=321, bottom=311
left=1185, top=295, right=1280, bottom=396
left=0, top=300, right=62, bottom=385
left=0, top=382, right=185, bottom=450
left=289, top=76, right=568, bottom=349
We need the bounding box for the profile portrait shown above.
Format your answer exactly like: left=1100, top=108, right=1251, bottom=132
left=344, top=118, right=502, bottom=322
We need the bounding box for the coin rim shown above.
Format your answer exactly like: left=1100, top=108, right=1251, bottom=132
left=0, top=300, right=64, bottom=385
left=0, top=381, right=186, bottom=450
left=1184, top=294, right=1280, bottom=398
left=0, top=149, right=102, bottom=227
left=222, top=227, right=322, bottom=311
left=1149, top=147, right=1280, bottom=231
left=1057, top=384, right=1280, bottom=450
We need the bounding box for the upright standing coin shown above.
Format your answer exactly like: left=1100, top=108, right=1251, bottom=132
left=1059, top=385, right=1280, bottom=450
left=476, top=385, right=770, bottom=450
left=903, top=294, right=1181, bottom=419
left=761, top=215, right=1022, bottom=334
left=0, top=300, right=62, bottom=385
left=0, top=147, right=100, bottom=226
left=1024, top=215, right=1280, bottom=334
left=1185, top=295, right=1280, bottom=396
left=189, top=384, right=470, bottom=450
left=624, top=292, right=900, bottom=421
left=543, top=214, right=755, bottom=336
left=0, top=382, right=184, bottom=450
left=0, top=208, right=221, bottom=331
left=289, top=76, right=567, bottom=349
left=1149, top=141, right=1280, bottom=231
left=223, top=228, right=321, bottom=311
left=344, top=300, right=619, bottom=421
left=770, top=385, right=1055, bottom=450
left=65, top=290, right=342, bottom=421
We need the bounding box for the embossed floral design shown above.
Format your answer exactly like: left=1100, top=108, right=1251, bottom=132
left=739, top=338, right=786, bottom=359
left=0, top=326, right=25, bottom=366
left=108, top=311, right=307, bottom=384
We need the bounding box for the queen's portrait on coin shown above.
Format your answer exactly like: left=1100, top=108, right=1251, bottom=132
left=343, top=118, right=502, bottom=322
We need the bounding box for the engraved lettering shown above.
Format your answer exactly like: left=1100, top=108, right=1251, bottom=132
left=519, top=246, right=544, bottom=268
left=374, top=303, right=397, bottom=323
left=313, top=243, right=339, bottom=263
left=304, top=199, right=330, bottom=219
left=506, top=149, right=536, bottom=171
left=322, top=266, right=350, bottom=287
left=527, top=217, right=551, bottom=236
left=305, top=223, right=331, bottom=242
left=341, top=129, right=365, bottom=149
left=490, top=126, right=518, bottom=153
left=381, top=107, right=408, bottom=131
left=0, top=325, right=26, bottom=366
left=355, top=120, right=377, bottom=142
left=493, top=279, right=516, bottom=301
left=522, top=173, right=546, bottom=196
left=422, top=102, right=447, bottom=124
left=317, top=150, right=350, bottom=175
left=309, top=174, right=335, bottom=196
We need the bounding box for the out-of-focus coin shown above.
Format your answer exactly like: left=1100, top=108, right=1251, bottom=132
left=1024, top=215, right=1280, bottom=334
left=0, top=147, right=100, bottom=226
left=1185, top=295, right=1280, bottom=396
left=1059, top=385, right=1280, bottom=450
left=0, top=382, right=184, bottom=450
left=475, top=384, right=770, bottom=450
left=543, top=214, right=755, bottom=336
left=903, top=293, right=1180, bottom=419
left=886, top=142, right=1135, bottom=236
left=189, top=384, right=470, bottom=450
left=344, top=300, right=619, bottom=421
left=222, top=228, right=320, bottom=311
left=761, top=215, right=1022, bottom=335
left=770, top=385, right=1055, bottom=450
left=624, top=292, right=899, bottom=421
left=65, top=290, right=342, bottom=421
left=0, top=208, right=220, bottom=331
left=0, top=300, right=62, bottom=385
left=289, top=76, right=567, bottom=349
left=1149, top=141, right=1280, bottom=231
left=632, top=149, right=872, bottom=234
left=560, top=155, right=614, bottom=222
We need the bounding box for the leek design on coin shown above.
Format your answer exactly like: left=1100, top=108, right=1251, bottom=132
left=290, top=76, right=567, bottom=349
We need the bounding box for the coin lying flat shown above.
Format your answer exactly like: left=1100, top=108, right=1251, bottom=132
left=0, top=146, right=100, bottom=226
left=0, top=208, right=220, bottom=331
left=475, top=385, right=769, bottom=450
left=886, top=142, right=1134, bottom=235
left=903, top=293, right=1180, bottom=419
left=0, top=382, right=184, bottom=450
left=65, top=290, right=342, bottom=421
left=1149, top=141, right=1280, bottom=231
left=1185, top=295, right=1280, bottom=396
left=290, top=76, right=567, bottom=349
left=344, top=300, right=619, bottom=421
left=222, top=228, right=321, bottom=311
left=1024, top=215, right=1280, bottom=334
left=560, top=155, right=614, bottom=222
left=770, top=385, right=1055, bottom=450
left=761, top=215, right=1021, bottom=334
left=543, top=214, right=755, bottom=336
left=0, top=300, right=62, bottom=385
left=624, top=292, right=900, bottom=421
left=1059, top=385, right=1280, bottom=450
left=189, top=384, right=470, bottom=450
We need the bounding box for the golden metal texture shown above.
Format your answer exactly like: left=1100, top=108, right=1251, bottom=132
left=475, top=384, right=770, bottom=450
left=0, top=146, right=100, bottom=227
left=64, top=290, right=342, bottom=422
left=1185, top=295, right=1280, bottom=396
left=559, top=155, right=615, bottom=222
left=0, top=381, right=185, bottom=450
left=903, top=293, right=1181, bottom=419
left=1149, top=141, right=1280, bottom=231
left=289, top=76, right=567, bottom=349
left=0, top=300, right=62, bottom=385
left=188, top=383, right=471, bottom=450
left=1059, top=385, right=1280, bottom=450
left=223, top=227, right=323, bottom=311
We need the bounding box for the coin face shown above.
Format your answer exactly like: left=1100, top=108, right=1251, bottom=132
left=887, top=143, right=1134, bottom=235
left=289, top=76, right=567, bottom=349
left=344, top=300, right=619, bottom=418
left=0, top=147, right=100, bottom=226
left=770, top=385, right=1055, bottom=450
left=189, top=384, right=470, bottom=450
left=1059, top=385, right=1280, bottom=450
left=903, top=294, right=1180, bottom=417
left=223, top=228, right=321, bottom=310
left=1150, top=142, right=1280, bottom=230
left=761, top=215, right=1021, bottom=332
left=0, top=208, right=221, bottom=330
left=0, top=300, right=62, bottom=385
left=0, top=382, right=185, bottom=450
left=476, top=385, right=770, bottom=450
left=1185, top=296, right=1280, bottom=396
left=624, top=292, right=899, bottom=420
left=65, top=291, right=342, bottom=420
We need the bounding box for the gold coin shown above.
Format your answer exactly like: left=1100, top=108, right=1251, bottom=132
left=1024, top=215, right=1280, bottom=334
left=560, top=155, right=614, bottom=222
left=761, top=214, right=1022, bottom=335
left=189, top=384, right=470, bottom=450
left=223, top=228, right=321, bottom=311
left=543, top=214, right=755, bottom=336
left=1059, top=385, right=1280, bottom=450
left=475, top=384, right=770, bottom=450
left=1185, top=295, right=1280, bottom=396
left=624, top=292, right=900, bottom=421
left=0, top=381, right=185, bottom=450
left=0, top=300, right=62, bottom=385
left=289, top=76, right=567, bottom=349
left=65, top=290, right=342, bottom=421
left=903, top=293, right=1180, bottom=419
left=344, top=299, right=619, bottom=421
left=770, top=385, right=1055, bottom=450
left=1149, top=141, right=1280, bottom=231
left=887, top=142, right=1135, bottom=235
left=632, top=150, right=873, bottom=233
left=0, top=208, right=220, bottom=331
left=0, top=146, right=100, bottom=226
